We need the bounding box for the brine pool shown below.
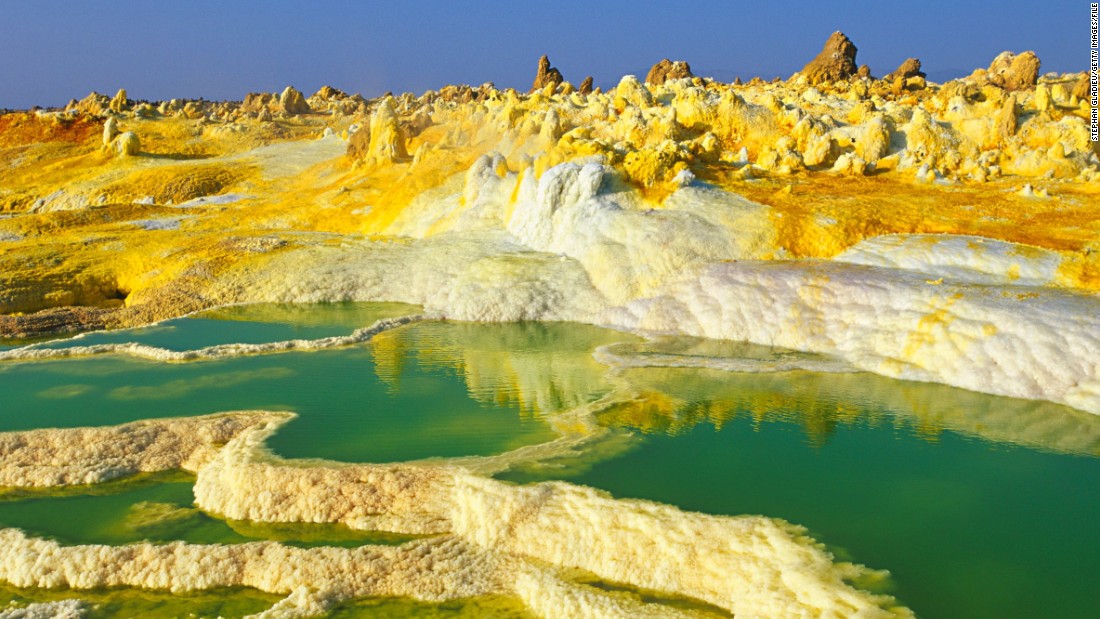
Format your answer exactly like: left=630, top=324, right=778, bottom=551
left=0, top=302, right=1097, bottom=618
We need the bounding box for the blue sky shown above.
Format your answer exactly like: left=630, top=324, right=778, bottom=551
left=0, top=1, right=1084, bottom=108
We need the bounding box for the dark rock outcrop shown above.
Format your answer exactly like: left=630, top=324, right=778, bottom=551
left=1072, top=73, right=1090, bottom=100
left=0, top=306, right=112, bottom=340
left=983, top=51, right=1041, bottom=91
left=886, top=58, right=924, bottom=81
left=531, top=55, right=564, bottom=93
left=645, top=59, right=693, bottom=85
left=997, top=94, right=1019, bottom=137
left=578, top=76, right=594, bottom=95
left=347, top=124, right=371, bottom=160
left=800, top=32, right=858, bottom=85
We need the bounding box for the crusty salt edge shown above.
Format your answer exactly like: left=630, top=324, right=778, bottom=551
left=593, top=340, right=859, bottom=374
left=211, top=225, right=1100, bottom=416
left=0, top=314, right=429, bottom=362
left=609, top=260, right=1100, bottom=414
left=0, top=411, right=285, bottom=488
left=0, top=599, right=84, bottom=619
left=0, top=413, right=911, bottom=618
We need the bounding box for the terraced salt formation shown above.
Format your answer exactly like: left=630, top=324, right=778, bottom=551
left=0, top=320, right=913, bottom=618
left=2, top=306, right=1098, bottom=616
left=1, top=31, right=1098, bottom=617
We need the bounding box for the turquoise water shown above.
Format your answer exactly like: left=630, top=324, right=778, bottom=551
left=500, top=365, right=1100, bottom=619
left=0, top=304, right=590, bottom=463
left=0, top=472, right=414, bottom=547
left=1, top=304, right=1098, bottom=618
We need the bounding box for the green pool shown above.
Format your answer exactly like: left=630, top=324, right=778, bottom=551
left=0, top=303, right=1096, bottom=618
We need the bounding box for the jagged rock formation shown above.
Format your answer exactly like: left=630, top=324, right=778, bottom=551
left=346, top=121, right=371, bottom=160
left=531, top=55, right=564, bottom=92
left=886, top=58, right=924, bottom=81
left=363, top=96, right=407, bottom=163
left=242, top=92, right=275, bottom=114
left=974, top=51, right=1041, bottom=91
left=578, top=76, right=594, bottom=94
left=112, top=131, right=140, bottom=156
left=312, top=85, right=346, bottom=101
left=1072, top=74, right=1090, bottom=100
left=241, top=87, right=313, bottom=117
left=645, top=59, right=693, bottom=85
left=800, top=31, right=858, bottom=84
left=101, top=116, right=118, bottom=148
left=279, top=86, right=311, bottom=115
left=108, top=88, right=129, bottom=114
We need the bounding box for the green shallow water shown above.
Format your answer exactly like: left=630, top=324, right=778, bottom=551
left=0, top=303, right=614, bottom=463
left=0, top=584, right=281, bottom=619
left=1, top=303, right=1098, bottom=618
left=0, top=472, right=417, bottom=548
left=0, top=587, right=534, bottom=619
left=500, top=365, right=1100, bottom=619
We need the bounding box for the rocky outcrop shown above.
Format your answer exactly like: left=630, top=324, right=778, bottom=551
left=312, top=85, right=346, bottom=101
left=645, top=59, right=693, bottom=85
left=1072, top=74, right=1090, bottom=101
left=102, top=117, right=119, bottom=148
left=365, top=96, right=407, bottom=163
left=979, top=51, right=1041, bottom=91
left=113, top=131, right=141, bottom=157
left=997, top=94, right=1019, bottom=137
left=531, top=55, right=564, bottom=92
left=69, top=92, right=111, bottom=116
left=100, top=117, right=139, bottom=157
left=579, top=76, right=594, bottom=95
left=279, top=86, right=311, bottom=115
left=108, top=89, right=129, bottom=114
left=242, top=92, right=275, bottom=114
left=346, top=122, right=370, bottom=160
left=886, top=58, right=925, bottom=81
left=240, top=88, right=312, bottom=116
left=800, top=32, right=858, bottom=85
left=0, top=306, right=112, bottom=339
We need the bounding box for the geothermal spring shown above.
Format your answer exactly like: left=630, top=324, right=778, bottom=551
left=0, top=35, right=1098, bottom=618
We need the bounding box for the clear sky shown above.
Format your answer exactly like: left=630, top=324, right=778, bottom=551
left=0, top=0, right=1085, bottom=109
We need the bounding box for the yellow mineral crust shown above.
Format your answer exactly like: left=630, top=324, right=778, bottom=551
left=0, top=412, right=913, bottom=618
left=1, top=57, right=1098, bottom=406
left=0, top=412, right=280, bottom=488
left=2, top=310, right=1096, bottom=616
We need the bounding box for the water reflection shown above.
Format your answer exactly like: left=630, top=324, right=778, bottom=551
left=371, top=324, right=1100, bottom=457
left=600, top=362, right=1100, bottom=456
left=370, top=321, right=634, bottom=417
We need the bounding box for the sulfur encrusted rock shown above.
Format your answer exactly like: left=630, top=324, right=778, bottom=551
left=645, top=59, right=693, bottom=85
left=102, top=116, right=119, bottom=149
left=279, top=86, right=311, bottom=115
left=108, top=89, right=129, bottom=114
left=800, top=32, right=858, bottom=85
left=984, top=51, right=1041, bottom=91
left=112, top=131, right=140, bottom=157
left=531, top=55, right=564, bottom=93
left=886, top=58, right=925, bottom=81
left=997, top=94, right=1019, bottom=137
left=365, top=96, right=407, bottom=163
